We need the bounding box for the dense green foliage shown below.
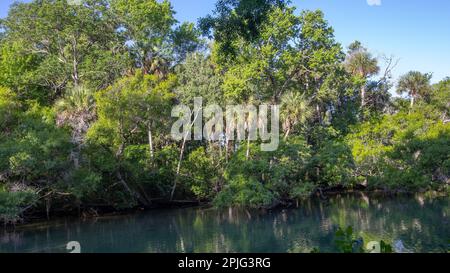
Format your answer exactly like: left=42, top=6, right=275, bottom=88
left=0, top=0, right=448, bottom=223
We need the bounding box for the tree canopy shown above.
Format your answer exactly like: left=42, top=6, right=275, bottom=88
left=0, top=0, right=448, bottom=224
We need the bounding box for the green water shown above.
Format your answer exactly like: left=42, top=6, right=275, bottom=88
left=1, top=193, right=449, bottom=253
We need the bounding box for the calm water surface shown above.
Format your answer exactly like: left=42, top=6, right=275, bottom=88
left=1, top=194, right=449, bottom=253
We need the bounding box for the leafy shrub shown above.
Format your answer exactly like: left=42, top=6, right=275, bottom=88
left=346, top=109, right=450, bottom=191
left=309, top=140, right=356, bottom=188
left=0, top=189, right=37, bottom=223
left=214, top=175, right=275, bottom=208
left=215, top=138, right=311, bottom=207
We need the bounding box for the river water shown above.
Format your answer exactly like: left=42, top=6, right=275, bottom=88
left=1, top=193, right=449, bottom=253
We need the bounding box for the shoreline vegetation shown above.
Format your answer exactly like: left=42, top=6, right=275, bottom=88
left=0, top=0, right=449, bottom=226
left=5, top=188, right=449, bottom=228
left=4, top=189, right=448, bottom=231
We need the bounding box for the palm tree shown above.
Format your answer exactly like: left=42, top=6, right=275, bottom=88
left=345, top=41, right=380, bottom=108
left=281, top=91, right=313, bottom=140
left=397, top=71, right=432, bottom=109
left=55, top=85, right=96, bottom=131
left=55, top=85, right=96, bottom=167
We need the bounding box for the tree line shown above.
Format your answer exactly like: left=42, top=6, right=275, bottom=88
left=0, top=0, right=448, bottom=224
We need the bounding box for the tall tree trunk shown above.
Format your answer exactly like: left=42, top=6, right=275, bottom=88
left=246, top=132, right=251, bottom=160
left=410, top=95, right=415, bottom=109
left=148, top=127, right=154, bottom=160
left=171, top=134, right=187, bottom=201
left=170, top=108, right=202, bottom=201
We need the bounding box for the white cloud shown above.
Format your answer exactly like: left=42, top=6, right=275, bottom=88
left=367, top=0, right=382, bottom=6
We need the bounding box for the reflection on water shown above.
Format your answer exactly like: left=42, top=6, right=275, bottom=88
left=0, top=193, right=449, bottom=253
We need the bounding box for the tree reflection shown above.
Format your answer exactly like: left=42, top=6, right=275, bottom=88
left=0, top=194, right=448, bottom=253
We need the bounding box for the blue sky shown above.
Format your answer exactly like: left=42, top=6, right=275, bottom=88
left=1, top=0, right=449, bottom=84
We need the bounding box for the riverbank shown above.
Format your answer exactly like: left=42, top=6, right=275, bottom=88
left=10, top=199, right=209, bottom=228
left=5, top=188, right=448, bottom=229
